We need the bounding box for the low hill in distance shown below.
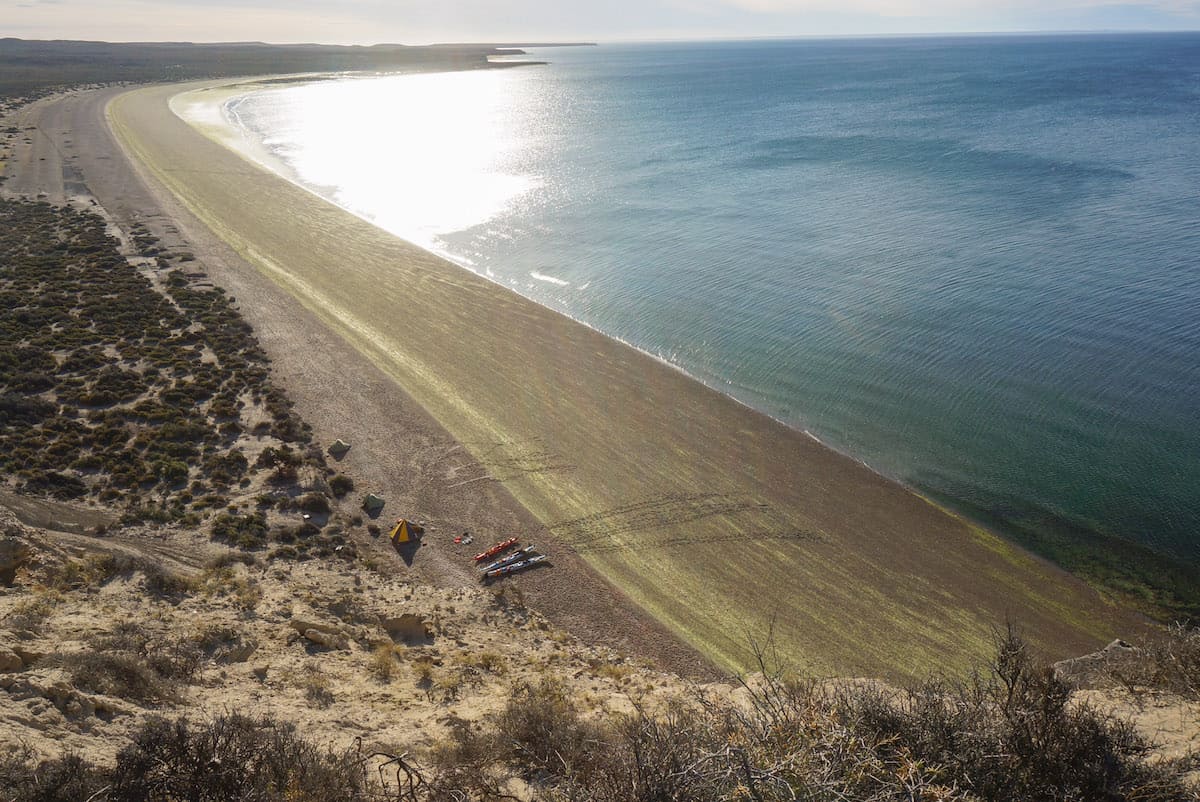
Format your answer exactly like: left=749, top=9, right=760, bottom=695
left=0, top=37, right=549, bottom=99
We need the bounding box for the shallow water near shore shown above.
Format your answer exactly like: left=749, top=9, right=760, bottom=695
left=214, top=35, right=1200, bottom=565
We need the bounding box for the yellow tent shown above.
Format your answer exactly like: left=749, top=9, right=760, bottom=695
left=390, top=519, right=413, bottom=544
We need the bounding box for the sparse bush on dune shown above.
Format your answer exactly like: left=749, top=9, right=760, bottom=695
left=0, top=714, right=372, bottom=802
left=52, top=551, right=196, bottom=598
left=297, top=491, right=332, bottom=515
left=0, top=745, right=102, bottom=802
left=210, top=510, right=269, bottom=550
left=141, top=562, right=196, bottom=599
left=368, top=643, right=401, bottom=683
left=1107, top=622, right=1200, bottom=700
left=0, top=197, right=329, bottom=536
left=329, top=473, right=355, bottom=497
left=47, top=650, right=173, bottom=703
left=34, top=618, right=204, bottom=703
left=426, top=626, right=1195, bottom=802
left=294, top=662, right=337, bottom=708
left=3, top=593, right=60, bottom=634
left=205, top=550, right=259, bottom=571
left=111, top=714, right=370, bottom=801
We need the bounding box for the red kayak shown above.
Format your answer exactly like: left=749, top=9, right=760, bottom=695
left=474, top=537, right=518, bottom=562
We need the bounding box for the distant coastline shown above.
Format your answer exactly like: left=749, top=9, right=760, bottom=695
left=0, top=37, right=548, bottom=98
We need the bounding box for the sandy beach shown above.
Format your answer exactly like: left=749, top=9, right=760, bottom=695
left=8, top=78, right=1146, bottom=680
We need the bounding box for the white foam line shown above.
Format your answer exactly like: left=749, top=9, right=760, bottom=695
left=531, top=270, right=570, bottom=286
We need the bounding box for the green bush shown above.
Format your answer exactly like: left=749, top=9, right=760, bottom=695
left=153, top=458, right=189, bottom=487
left=0, top=393, right=56, bottom=426
left=297, top=493, right=331, bottom=515
left=329, top=474, right=354, bottom=498
left=23, top=470, right=87, bottom=499
left=210, top=512, right=268, bottom=550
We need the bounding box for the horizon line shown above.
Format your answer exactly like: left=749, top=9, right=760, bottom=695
left=3, top=28, right=1199, bottom=49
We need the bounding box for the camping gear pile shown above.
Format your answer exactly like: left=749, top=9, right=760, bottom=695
left=474, top=537, right=547, bottom=581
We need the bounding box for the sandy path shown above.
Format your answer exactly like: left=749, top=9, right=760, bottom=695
left=8, top=81, right=1148, bottom=679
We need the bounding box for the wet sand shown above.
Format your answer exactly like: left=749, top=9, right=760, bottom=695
left=42, top=79, right=1145, bottom=679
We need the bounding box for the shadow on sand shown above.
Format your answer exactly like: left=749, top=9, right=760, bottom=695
left=391, top=532, right=421, bottom=567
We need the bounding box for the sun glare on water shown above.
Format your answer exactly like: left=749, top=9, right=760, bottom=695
left=222, top=71, right=541, bottom=252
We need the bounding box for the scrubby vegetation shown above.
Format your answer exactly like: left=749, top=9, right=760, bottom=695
left=0, top=714, right=373, bottom=802
left=3, top=627, right=1196, bottom=801
left=1107, top=622, right=1200, bottom=700
left=0, top=197, right=351, bottom=558
left=420, top=628, right=1196, bottom=801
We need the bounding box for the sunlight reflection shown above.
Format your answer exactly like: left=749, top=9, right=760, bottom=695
left=232, top=71, right=540, bottom=251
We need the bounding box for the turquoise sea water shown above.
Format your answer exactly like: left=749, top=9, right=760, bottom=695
left=225, top=35, right=1200, bottom=565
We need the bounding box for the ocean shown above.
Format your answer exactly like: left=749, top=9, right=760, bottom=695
left=216, top=34, right=1200, bottom=566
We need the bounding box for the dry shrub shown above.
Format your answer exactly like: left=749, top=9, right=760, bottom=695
left=297, top=492, right=332, bottom=515
left=92, top=620, right=203, bottom=683
left=428, top=678, right=717, bottom=801
left=206, top=551, right=259, bottom=571
left=55, top=552, right=194, bottom=599
left=329, top=474, right=354, bottom=497
left=141, top=563, right=196, bottom=599
left=1108, top=623, right=1200, bottom=699
left=200, top=564, right=262, bottom=611
left=145, top=637, right=204, bottom=683
left=468, top=650, right=507, bottom=675
left=38, top=621, right=204, bottom=703
left=495, top=679, right=601, bottom=778
left=0, top=744, right=103, bottom=802
left=51, top=650, right=172, bottom=703
left=424, top=626, right=1196, bottom=802
left=299, top=664, right=335, bottom=709
left=109, top=714, right=371, bottom=801
left=194, top=622, right=241, bottom=653
left=3, top=592, right=59, bottom=633
left=590, top=658, right=632, bottom=684
left=3, top=625, right=1196, bottom=802
left=412, top=655, right=436, bottom=685
left=369, top=643, right=400, bottom=682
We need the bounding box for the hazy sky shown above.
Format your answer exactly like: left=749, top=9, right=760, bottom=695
left=4, top=0, right=1199, bottom=43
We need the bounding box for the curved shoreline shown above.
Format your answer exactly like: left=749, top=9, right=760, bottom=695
left=177, top=76, right=939, bottom=498
left=108, top=77, right=1143, bottom=679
